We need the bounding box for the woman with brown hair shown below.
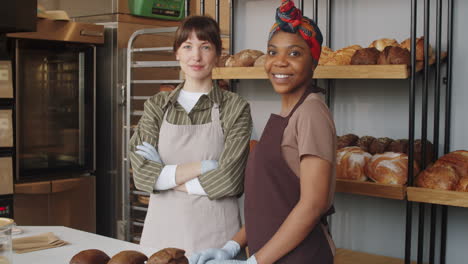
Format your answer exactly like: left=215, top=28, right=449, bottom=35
left=190, top=1, right=336, bottom=263
left=128, top=16, right=252, bottom=255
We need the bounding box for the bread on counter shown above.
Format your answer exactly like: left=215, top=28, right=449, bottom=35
left=108, top=250, right=148, bottom=264
left=225, top=49, right=264, bottom=67
left=337, top=146, right=372, bottom=181
left=369, top=137, right=394, bottom=155
left=399, top=36, right=433, bottom=61
left=253, top=54, right=266, bottom=66
left=356, top=136, right=376, bottom=153
left=416, top=164, right=459, bottom=190
left=387, top=139, right=409, bottom=154
left=377, top=46, right=410, bottom=65
left=337, top=134, right=359, bottom=149
left=147, top=248, right=188, bottom=264
left=70, top=249, right=110, bottom=264
left=368, top=38, right=399, bottom=52
left=366, top=152, right=419, bottom=185
left=416, top=150, right=468, bottom=191
left=350, top=47, right=381, bottom=65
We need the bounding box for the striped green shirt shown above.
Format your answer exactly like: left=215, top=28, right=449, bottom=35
left=129, top=81, right=252, bottom=199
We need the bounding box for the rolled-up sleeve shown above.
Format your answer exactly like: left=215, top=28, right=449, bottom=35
left=198, top=99, right=252, bottom=199
left=128, top=95, right=165, bottom=193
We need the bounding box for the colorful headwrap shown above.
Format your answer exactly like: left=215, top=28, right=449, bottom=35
left=269, top=0, right=323, bottom=64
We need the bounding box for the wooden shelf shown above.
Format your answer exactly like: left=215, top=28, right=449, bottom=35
left=336, top=179, right=406, bottom=200
left=335, top=248, right=418, bottom=264
left=407, top=187, right=468, bottom=208
left=212, top=54, right=447, bottom=80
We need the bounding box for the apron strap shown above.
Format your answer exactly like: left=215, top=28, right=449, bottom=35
left=285, top=87, right=314, bottom=119
left=210, top=103, right=221, bottom=124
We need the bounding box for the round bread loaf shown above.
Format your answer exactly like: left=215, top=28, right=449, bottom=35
left=147, top=248, right=187, bottom=264
left=369, top=137, right=394, bottom=155
left=414, top=139, right=434, bottom=167
left=399, top=37, right=433, bottom=61
left=324, top=45, right=361, bottom=65
left=217, top=54, right=231, bottom=67
left=387, top=139, right=409, bottom=154
left=225, top=49, right=264, bottom=67
left=368, top=38, right=399, bottom=52
left=416, top=164, right=459, bottom=190
left=337, top=134, right=359, bottom=149
left=433, top=150, right=468, bottom=177
left=70, top=249, right=110, bottom=264
left=350, top=47, right=381, bottom=65
left=318, top=46, right=334, bottom=65
left=356, top=136, right=376, bottom=153
left=377, top=46, right=410, bottom=65
left=253, top=54, right=266, bottom=66
left=108, top=251, right=147, bottom=264
left=336, top=147, right=372, bottom=181
left=366, top=152, right=419, bottom=185
left=456, top=177, right=468, bottom=192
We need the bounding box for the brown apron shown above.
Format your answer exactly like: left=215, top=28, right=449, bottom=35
left=140, top=103, right=240, bottom=256
left=244, top=88, right=335, bottom=264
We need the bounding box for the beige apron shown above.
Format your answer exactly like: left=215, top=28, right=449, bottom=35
left=140, top=103, right=241, bottom=256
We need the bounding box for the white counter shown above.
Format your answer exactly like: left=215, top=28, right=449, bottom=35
left=12, top=226, right=158, bottom=264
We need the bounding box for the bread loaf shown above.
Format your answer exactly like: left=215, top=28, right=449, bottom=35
left=147, top=248, right=187, bottom=264
left=456, top=177, right=468, bottom=192
left=387, top=139, right=409, bottom=154
left=356, top=136, right=376, bottom=153
left=369, top=137, right=394, bottom=155
left=217, top=54, right=231, bottom=67
left=336, top=147, right=372, bottom=181
left=253, top=54, right=266, bottom=66
left=414, top=139, right=434, bottom=167
left=366, top=152, right=419, bottom=185
left=350, top=47, right=381, bottom=65
left=416, top=164, right=459, bottom=190
left=324, top=45, right=361, bottom=65
left=318, top=46, right=334, bottom=65
left=337, top=134, right=359, bottom=149
left=108, top=251, right=147, bottom=264
left=434, top=150, right=468, bottom=177
left=159, top=84, right=176, bottom=92
left=377, top=46, right=410, bottom=65
left=368, top=38, right=399, bottom=52
left=225, top=49, right=264, bottom=67
left=70, top=249, right=110, bottom=264
left=400, top=37, right=433, bottom=61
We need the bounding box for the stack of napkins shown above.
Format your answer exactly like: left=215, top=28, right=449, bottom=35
left=13, top=232, right=68, bottom=253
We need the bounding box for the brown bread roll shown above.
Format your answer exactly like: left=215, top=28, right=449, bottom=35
left=366, top=152, right=420, bottom=185
left=456, top=177, right=468, bottom=192
left=399, top=37, right=433, bottom=61
left=217, top=54, right=231, bottom=67
left=108, top=251, right=147, bottom=264
left=414, top=139, right=434, bottom=166
left=369, top=137, right=394, bottom=155
left=337, top=134, right=359, bottom=149
left=336, top=147, right=372, bottom=181
left=70, top=249, right=110, bottom=264
left=253, top=54, right=266, bottom=66
left=377, top=46, right=410, bottom=65
left=225, top=49, right=264, bottom=67
left=387, top=139, right=409, bottom=154
left=324, top=45, right=361, bottom=65
left=356, top=136, right=376, bottom=153
left=434, top=150, right=468, bottom=177
left=318, top=46, right=334, bottom=65
left=350, top=47, right=381, bottom=65
left=147, top=248, right=187, bottom=264
left=416, top=164, right=459, bottom=190
left=368, top=38, right=399, bottom=52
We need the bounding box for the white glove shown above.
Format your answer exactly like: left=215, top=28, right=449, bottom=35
left=201, top=160, right=219, bottom=174
left=189, top=240, right=240, bottom=264
left=135, top=142, right=162, bottom=163
left=206, top=255, right=257, bottom=264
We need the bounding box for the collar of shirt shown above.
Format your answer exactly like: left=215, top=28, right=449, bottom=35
left=162, top=80, right=224, bottom=111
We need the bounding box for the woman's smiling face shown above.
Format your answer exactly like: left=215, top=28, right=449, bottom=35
left=264, top=31, right=315, bottom=95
